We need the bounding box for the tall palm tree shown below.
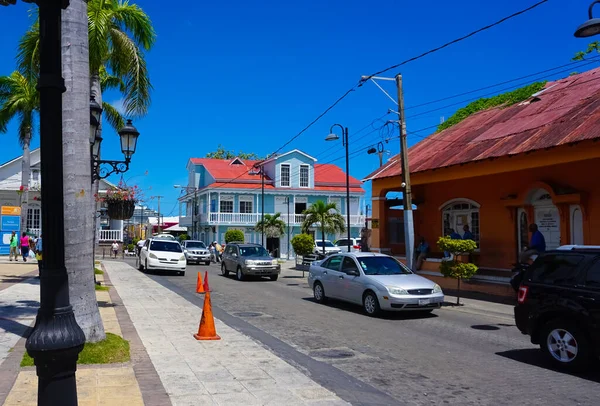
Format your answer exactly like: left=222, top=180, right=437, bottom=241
left=301, top=201, right=346, bottom=255
left=0, top=71, right=39, bottom=234
left=255, top=213, right=286, bottom=238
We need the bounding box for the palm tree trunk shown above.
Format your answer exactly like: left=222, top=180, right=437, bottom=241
left=62, top=0, right=105, bottom=343
left=90, top=71, right=102, bottom=275
left=20, top=133, right=31, bottom=234
left=321, top=217, right=325, bottom=256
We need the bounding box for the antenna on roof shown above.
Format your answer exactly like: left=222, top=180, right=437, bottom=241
left=440, top=116, right=445, bottom=124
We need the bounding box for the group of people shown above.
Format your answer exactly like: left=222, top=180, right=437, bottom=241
left=8, top=231, right=43, bottom=276
left=411, top=223, right=547, bottom=272
left=209, top=241, right=223, bottom=263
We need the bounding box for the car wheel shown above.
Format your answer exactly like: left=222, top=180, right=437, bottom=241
left=540, top=319, right=590, bottom=370
left=145, top=260, right=149, bottom=273
left=138, top=258, right=144, bottom=271
left=205, top=262, right=211, bottom=266
left=236, top=267, right=245, bottom=281
left=270, top=274, right=278, bottom=281
left=363, top=291, right=381, bottom=317
left=221, top=263, right=229, bottom=277
left=313, top=282, right=327, bottom=304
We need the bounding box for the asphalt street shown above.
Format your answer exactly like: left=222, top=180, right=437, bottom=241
left=120, top=258, right=600, bottom=406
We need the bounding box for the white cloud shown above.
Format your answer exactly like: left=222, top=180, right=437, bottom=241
left=109, top=98, right=126, bottom=115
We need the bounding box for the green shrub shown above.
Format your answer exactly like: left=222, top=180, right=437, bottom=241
left=291, top=234, right=314, bottom=257
left=127, top=243, right=135, bottom=252
left=224, top=229, right=244, bottom=244
left=178, top=234, right=190, bottom=241
left=133, top=238, right=140, bottom=246
left=437, top=237, right=479, bottom=305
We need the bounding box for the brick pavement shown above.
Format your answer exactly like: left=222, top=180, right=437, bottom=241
left=103, top=260, right=350, bottom=406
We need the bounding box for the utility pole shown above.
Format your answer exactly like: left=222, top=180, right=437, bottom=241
left=396, top=74, right=415, bottom=269
left=150, top=196, right=164, bottom=234
left=286, top=196, right=290, bottom=260
left=261, top=166, right=265, bottom=247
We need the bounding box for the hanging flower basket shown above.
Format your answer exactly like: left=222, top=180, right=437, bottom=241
left=106, top=199, right=135, bottom=220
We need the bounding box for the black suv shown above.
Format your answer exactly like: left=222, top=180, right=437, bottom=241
left=514, top=246, right=600, bottom=370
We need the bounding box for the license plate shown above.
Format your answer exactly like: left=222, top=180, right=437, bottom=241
left=418, top=299, right=430, bottom=306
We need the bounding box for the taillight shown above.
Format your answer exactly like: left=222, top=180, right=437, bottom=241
left=517, top=285, right=529, bottom=304
left=353, top=245, right=360, bottom=249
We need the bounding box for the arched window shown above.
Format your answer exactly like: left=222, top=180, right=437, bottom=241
left=440, top=199, right=480, bottom=244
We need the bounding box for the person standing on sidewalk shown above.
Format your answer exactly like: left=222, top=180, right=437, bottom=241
left=8, top=231, right=19, bottom=261
left=20, top=232, right=30, bottom=262
left=35, top=234, right=43, bottom=277
left=111, top=240, right=120, bottom=258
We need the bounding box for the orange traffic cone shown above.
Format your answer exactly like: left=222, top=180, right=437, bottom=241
left=203, top=271, right=210, bottom=292
left=196, top=272, right=205, bottom=294
left=193, top=291, right=220, bottom=340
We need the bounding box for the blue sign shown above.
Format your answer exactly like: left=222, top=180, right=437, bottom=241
left=1, top=216, right=20, bottom=232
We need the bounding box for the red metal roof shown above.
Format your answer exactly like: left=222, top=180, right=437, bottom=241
left=366, top=67, right=600, bottom=181
left=190, top=158, right=364, bottom=192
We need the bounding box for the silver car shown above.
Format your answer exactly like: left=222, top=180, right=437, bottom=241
left=308, top=253, right=444, bottom=316
left=182, top=240, right=211, bottom=265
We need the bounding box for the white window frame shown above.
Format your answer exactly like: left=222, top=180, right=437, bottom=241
left=220, top=195, right=234, bottom=213
left=299, top=164, right=310, bottom=188
left=280, top=164, right=291, bottom=188
left=27, top=205, right=41, bottom=230
left=439, top=199, right=480, bottom=247
left=239, top=195, right=254, bottom=213
left=328, top=197, right=341, bottom=214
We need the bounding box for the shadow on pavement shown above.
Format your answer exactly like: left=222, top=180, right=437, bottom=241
left=0, top=302, right=38, bottom=339
left=301, top=297, right=439, bottom=320
left=0, top=276, right=39, bottom=286
left=496, top=349, right=600, bottom=383
left=471, top=323, right=515, bottom=331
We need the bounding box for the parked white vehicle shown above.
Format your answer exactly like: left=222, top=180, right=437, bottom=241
left=139, top=238, right=186, bottom=275
left=314, top=240, right=342, bottom=256
left=334, top=237, right=362, bottom=253
left=153, top=233, right=176, bottom=241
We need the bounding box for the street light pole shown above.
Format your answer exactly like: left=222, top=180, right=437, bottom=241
left=326, top=125, right=352, bottom=253
left=25, top=1, right=86, bottom=406
left=286, top=196, right=290, bottom=260
left=261, top=166, right=265, bottom=247
left=396, top=74, right=415, bottom=270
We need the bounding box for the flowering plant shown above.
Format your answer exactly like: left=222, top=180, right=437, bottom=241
left=95, top=182, right=140, bottom=203
left=17, top=185, right=28, bottom=196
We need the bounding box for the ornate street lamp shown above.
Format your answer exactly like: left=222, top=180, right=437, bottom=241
left=90, top=118, right=140, bottom=181
left=575, top=1, right=600, bottom=37
left=325, top=124, right=352, bottom=254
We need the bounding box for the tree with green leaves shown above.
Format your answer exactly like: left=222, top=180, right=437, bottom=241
left=301, top=201, right=345, bottom=255
left=206, top=144, right=263, bottom=160
left=0, top=71, right=39, bottom=234
left=255, top=213, right=286, bottom=238
left=573, top=41, right=600, bottom=61
left=437, top=237, right=478, bottom=306
left=225, top=229, right=244, bottom=243
left=291, top=234, right=314, bottom=258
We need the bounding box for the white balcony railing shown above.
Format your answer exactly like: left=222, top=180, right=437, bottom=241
left=27, top=228, right=42, bottom=237
left=98, top=229, right=123, bottom=242
left=196, top=212, right=365, bottom=226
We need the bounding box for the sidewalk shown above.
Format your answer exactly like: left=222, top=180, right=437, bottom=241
left=103, top=260, right=348, bottom=405
left=0, top=265, right=147, bottom=406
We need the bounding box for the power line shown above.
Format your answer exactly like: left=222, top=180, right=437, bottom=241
left=360, top=0, right=549, bottom=82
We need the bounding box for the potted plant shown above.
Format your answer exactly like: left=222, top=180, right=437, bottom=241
left=95, top=183, right=139, bottom=220
left=437, top=237, right=478, bottom=306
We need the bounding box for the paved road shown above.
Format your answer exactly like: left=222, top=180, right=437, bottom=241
left=120, top=258, right=600, bottom=405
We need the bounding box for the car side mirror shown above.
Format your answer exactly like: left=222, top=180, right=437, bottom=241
left=347, top=269, right=360, bottom=276
left=142, top=247, right=148, bottom=251
left=232, top=253, right=237, bottom=257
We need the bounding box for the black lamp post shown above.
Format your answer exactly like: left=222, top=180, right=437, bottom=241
left=23, top=1, right=87, bottom=406
left=326, top=124, right=352, bottom=253
left=575, top=1, right=600, bottom=37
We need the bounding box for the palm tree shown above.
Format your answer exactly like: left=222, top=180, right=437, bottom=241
left=301, top=201, right=346, bottom=255
left=255, top=213, right=286, bottom=238
left=0, top=71, right=39, bottom=234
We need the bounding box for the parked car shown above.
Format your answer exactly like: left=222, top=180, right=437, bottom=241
left=221, top=242, right=280, bottom=281
left=334, top=238, right=362, bottom=253
left=139, top=238, right=186, bottom=275
left=308, top=252, right=443, bottom=316
left=314, top=240, right=342, bottom=256
left=514, top=245, right=600, bottom=370
left=182, top=240, right=211, bottom=265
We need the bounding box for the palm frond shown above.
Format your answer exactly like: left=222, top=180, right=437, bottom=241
left=102, top=101, right=125, bottom=132
left=17, top=20, right=40, bottom=79
left=0, top=72, right=38, bottom=145
left=108, top=27, right=152, bottom=116
left=99, top=65, right=125, bottom=92
left=88, top=1, right=112, bottom=73
left=111, top=1, right=156, bottom=50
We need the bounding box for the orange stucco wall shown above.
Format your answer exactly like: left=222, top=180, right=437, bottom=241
left=371, top=143, right=600, bottom=270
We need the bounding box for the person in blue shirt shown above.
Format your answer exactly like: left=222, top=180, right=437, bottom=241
left=519, top=224, right=546, bottom=263
left=449, top=229, right=462, bottom=240
left=413, top=237, right=429, bottom=271
left=462, top=225, right=474, bottom=240
left=35, top=234, right=43, bottom=277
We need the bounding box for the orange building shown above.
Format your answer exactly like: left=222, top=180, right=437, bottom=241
left=365, top=68, right=600, bottom=285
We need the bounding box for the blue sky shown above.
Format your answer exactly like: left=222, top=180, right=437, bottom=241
left=0, top=0, right=596, bottom=216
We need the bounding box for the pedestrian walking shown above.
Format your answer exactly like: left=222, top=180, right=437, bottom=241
left=20, top=232, right=30, bottom=262
left=111, top=240, right=120, bottom=258
left=8, top=231, right=18, bottom=261
left=214, top=241, right=223, bottom=263
left=35, top=234, right=43, bottom=277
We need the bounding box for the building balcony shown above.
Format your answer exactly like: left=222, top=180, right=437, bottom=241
left=181, top=212, right=365, bottom=227
left=98, top=229, right=123, bottom=242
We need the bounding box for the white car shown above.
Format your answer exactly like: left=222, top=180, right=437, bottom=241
left=314, top=240, right=342, bottom=256
left=139, top=238, right=186, bottom=275
left=334, top=237, right=362, bottom=253
left=153, top=233, right=176, bottom=241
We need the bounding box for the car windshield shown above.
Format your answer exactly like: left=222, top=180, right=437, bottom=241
left=316, top=241, right=334, bottom=247
left=186, top=241, right=206, bottom=249
left=150, top=241, right=182, bottom=253
left=357, top=257, right=412, bottom=276
left=239, top=246, right=269, bottom=257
